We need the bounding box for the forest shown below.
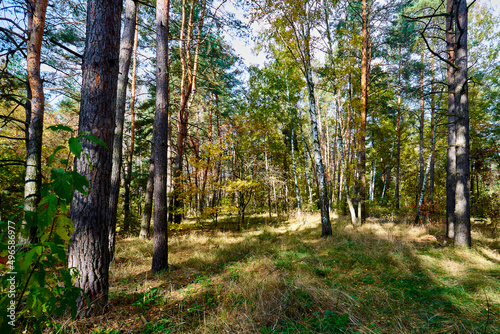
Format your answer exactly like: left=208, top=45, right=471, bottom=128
left=0, top=0, right=499, bottom=332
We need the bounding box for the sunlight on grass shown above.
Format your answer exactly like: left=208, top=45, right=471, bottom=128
left=62, top=213, right=500, bottom=333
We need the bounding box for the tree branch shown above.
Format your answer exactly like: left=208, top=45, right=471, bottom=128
left=402, top=13, right=448, bottom=20
left=48, top=38, right=83, bottom=58
left=420, top=31, right=458, bottom=69
left=0, top=135, right=25, bottom=140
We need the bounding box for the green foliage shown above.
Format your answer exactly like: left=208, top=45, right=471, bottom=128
left=142, top=318, right=173, bottom=334
left=260, top=311, right=350, bottom=334
left=313, top=311, right=350, bottom=333
left=133, top=287, right=162, bottom=309
left=0, top=128, right=98, bottom=333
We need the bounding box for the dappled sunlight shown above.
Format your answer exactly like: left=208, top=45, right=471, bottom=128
left=64, top=213, right=500, bottom=333
left=420, top=254, right=466, bottom=278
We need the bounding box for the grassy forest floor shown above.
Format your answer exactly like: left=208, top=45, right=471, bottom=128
left=62, top=213, right=499, bottom=334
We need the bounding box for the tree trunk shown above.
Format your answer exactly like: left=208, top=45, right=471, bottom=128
left=139, top=157, right=154, bottom=239
left=265, top=151, right=272, bottom=220
left=22, top=0, right=48, bottom=244
left=446, top=0, right=457, bottom=239
left=453, top=0, right=471, bottom=247
left=68, top=0, right=121, bottom=317
left=109, top=0, right=138, bottom=259
left=356, top=0, right=370, bottom=224
left=300, top=124, right=313, bottom=205
left=369, top=160, right=376, bottom=201
left=123, top=12, right=139, bottom=233
left=419, top=51, right=425, bottom=203
left=395, top=56, right=402, bottom=210
left=303, top=22, right=331, bottom=236
left=152, top=0, right=170, bottom=272
left=429, top=58, right=436, bottom=208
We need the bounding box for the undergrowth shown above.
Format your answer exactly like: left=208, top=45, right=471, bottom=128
left=57, top=213, right=499, bottom=333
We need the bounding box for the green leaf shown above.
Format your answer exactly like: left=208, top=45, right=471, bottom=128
left=25, top=210, right=37, bottom=229
left=60, top=268, right=73, bottom=286
left=47, top=125, right=74, bottom=133
left=37, top=194, right=57, bottom=231
left=70, top=171, right=89, bottom=195
left=79, top=133, right=108, bottom=150
left=68, top=137, right=82, bottom=158
left=19, top=246, right=42, bottom=271
left=51, top=168, right=73, bottom=203
left=60, top=201, right=69, bottom=214
left=40, top=183, right=50, bottom=198
left=55, top=215, right=73, bottom=241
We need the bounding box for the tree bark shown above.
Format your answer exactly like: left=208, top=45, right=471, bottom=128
left=303, top=24, right=331, bottom=236
left=369, top=160, right=376, bottom=201
left=395, top=56, right=402, bottom=210
left=109, top=0, right=138, bottom=259
left=152, top=0, right=171, bottom=272
left=139, top=157, right=154, bottom=239
left=300, top=124, right=313, bottom=205
left=429, top=58, right=436, bottom=207
left=446, top=0, right=457, bottom=239
left=356, top=0, right=370, bottom=224
left=22, top=0, right=48, bottom=244
left=419, top=51, right=425, bottom=203
left=68, top=0, right=121, bottom=317
left=453, top=0, right=471, bottom=247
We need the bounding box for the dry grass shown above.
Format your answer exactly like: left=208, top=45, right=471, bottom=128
left=59, top=213, right=500, bottom=334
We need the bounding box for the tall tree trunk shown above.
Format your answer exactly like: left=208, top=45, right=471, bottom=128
left=22, top=0, right=48, bottom=244
left=395, top=56, right=402, bottom=210
left=303, top=22, right=331, bottom=236
left=300, top=124, right=313, bottom=205
left=356, top=0, right=370, bottom=224
left=123, top=12, right=139, bottom=233
left=454, top=0, right=471, bottom=247
left=265, top=151, right=272, bottom=219
left=429, top=58, right=436, bottom=207
left=419, top=51, right=425, bottom=203
left=68, top=0, right=121, bottom=317
left=109, top=0, right=138, bottom=259
left=446, top=0, right=457, bottom=239
left=152, top=0, right=171, bottom=272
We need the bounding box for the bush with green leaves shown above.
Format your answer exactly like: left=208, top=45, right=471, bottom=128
left=0, top=125, right=105, bottom=333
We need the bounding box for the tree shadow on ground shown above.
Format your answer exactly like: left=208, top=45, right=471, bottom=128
left=103, top=218, right=499, bottom=334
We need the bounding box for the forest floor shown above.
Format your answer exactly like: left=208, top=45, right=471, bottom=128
left=62, top=213, right=499, bottom=334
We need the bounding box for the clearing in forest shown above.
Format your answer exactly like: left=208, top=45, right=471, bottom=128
left=63, top=214, right=499, bottom=333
